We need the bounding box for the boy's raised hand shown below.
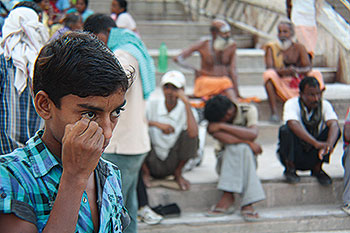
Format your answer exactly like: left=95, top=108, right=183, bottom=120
left=61, top=117, right=104, bottom=182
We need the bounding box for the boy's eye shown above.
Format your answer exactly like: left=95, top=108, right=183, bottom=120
left=111, top=108, right=125, bottom=118
left=81, top=112, right=96, bottom=120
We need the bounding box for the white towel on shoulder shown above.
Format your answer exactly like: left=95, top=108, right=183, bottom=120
left=1, top=7, right=49, bottom=94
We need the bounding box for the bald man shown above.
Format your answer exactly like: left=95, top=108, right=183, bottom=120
left=174, top=19, right=239, bottom=101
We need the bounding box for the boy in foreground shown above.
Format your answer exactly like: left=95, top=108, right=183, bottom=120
left=0, top=32, right=130, bottom=232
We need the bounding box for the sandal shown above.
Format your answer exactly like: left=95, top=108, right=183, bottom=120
left=205, top=205, right=235, bottom=217
left=240, top=209, right=260, bottom=222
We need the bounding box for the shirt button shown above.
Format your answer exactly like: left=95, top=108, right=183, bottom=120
left=82, top=197, right=87, bottom=203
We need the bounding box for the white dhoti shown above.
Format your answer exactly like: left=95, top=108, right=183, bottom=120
left=216, top=143, right=266, bottom=206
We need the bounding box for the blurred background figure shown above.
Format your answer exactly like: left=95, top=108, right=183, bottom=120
left=0, top=1, right=49, bottom=155
left=50, top=12, right=82, bottom=40
left=66, top=0, right=93, bottom=22
left=111, top=0, right=138, bottom=35
left=287, top=0, right=318, bottom=60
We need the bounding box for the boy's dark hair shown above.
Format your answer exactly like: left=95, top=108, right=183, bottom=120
left=33, top=31, right=129, bottom=108
left=84, top=13, right=116, bottom=35
left=116, top=0, right=127, bottom=12
left=299, top=76, right=320, bottom=93
left=204, top=95, right=234, bottom=122
left=13, top=1, right=42, bottom=14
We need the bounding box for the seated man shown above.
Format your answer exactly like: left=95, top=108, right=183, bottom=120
left=0, top=32, right=130, bottom=232
left=278, top=76, right=340, bottom=185
left=174, top=19, right=239, bottom=102
left=142, top=70, right=199, bottom=191
left=204, top=95, right=265, bottom=221
left=342, top=107, right=350, bottom=214
left=263, top=21, right=324, bottom=122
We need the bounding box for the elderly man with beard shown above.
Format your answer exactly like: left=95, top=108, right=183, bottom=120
left=142, top=70, right=199, bottom=191
left=174, top=19, right=239, bottom=102
left=278, top=77, right=340, bottom=185
left=263, top=21, right=324, bottom=122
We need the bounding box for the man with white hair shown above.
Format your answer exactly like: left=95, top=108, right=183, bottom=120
left=174, top=19, right=239, bottom=101
left=0, top=2, right=49, bottom=155
left=263, top=21, right=324, bottom=122
left=142, top=70, right=199, bottom=191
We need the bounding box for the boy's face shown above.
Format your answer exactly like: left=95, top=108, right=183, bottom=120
left=44, top=90, right=126, bottom=152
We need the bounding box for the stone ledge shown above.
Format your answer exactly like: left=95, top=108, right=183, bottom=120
left=139, top=204, right=350, bottom=233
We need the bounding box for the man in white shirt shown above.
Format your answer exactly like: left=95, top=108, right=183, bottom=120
left=278, top=76, right=340, bottom=185
left=142, top=71, right=199, bottom=191
left=84, top=14, right=159, bottom=233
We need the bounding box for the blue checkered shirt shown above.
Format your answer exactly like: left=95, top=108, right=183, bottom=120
left=0, top=130, right=130, bottom=232
left=0, top=54, right=43, bottom=155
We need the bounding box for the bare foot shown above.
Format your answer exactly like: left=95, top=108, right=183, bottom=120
left=175, top=175, right=190, bottom=190
left=142, top=173, right=152, bottom=188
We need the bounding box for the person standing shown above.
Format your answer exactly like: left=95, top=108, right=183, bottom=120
left=84, top=13, right=156, bottom=233
left=342, top=107, right=350, bottom=214
left=0, top=2, right=48, bottom=155
left=287, top=0, right=318, bottom=59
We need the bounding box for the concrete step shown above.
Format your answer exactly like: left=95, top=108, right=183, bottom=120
left=137, top=20, right=245, bottom=36
left=128, top=0, right=189, bottom=21
left=154, top=66, right=337, bottom=87
left=149, top=84, right=350, bottom=122
left=144, top=34, right=254, bottom=50
left=89, top=0, right=188, bottom=20
left=139, top=20, right=254, bottom=49
left=139, top=204, right=350, bottom=233
left=150, top=48, right=266, bottom=72
left=150, top=49, right=329, bottom=73
left=144, top=136, right=345, bottom=211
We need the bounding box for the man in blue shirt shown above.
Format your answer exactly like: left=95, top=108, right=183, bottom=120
left=0, top=32, right=130, bottom=232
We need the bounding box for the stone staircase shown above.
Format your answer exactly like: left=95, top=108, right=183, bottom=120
left=88, top=0, right=350, bottom=232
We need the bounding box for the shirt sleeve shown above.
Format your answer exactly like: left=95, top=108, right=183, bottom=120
left=283, top=98, right=300, bottom=122
left=0, top=165, right=36, bottom=225
left=116, top=13, right=137, bottom=31
left=322, top=100, right=338, bottom=121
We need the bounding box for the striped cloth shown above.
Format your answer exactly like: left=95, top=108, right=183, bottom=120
left=0, top=130, right=130, bottom=232
left=107, top=28, right=155, bottom=100
left=0, top=55, right=43, bottom=155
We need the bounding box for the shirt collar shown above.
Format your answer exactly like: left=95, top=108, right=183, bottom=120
left=25, top=130, right=61, bottom=178
left=157, top=98, right=181, bottom=117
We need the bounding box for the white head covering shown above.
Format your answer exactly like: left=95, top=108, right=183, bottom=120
left=1, top=7, right=49, bottom=94
left=160, top=70, right=186, bottom=88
